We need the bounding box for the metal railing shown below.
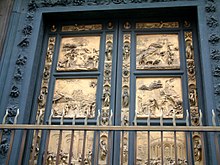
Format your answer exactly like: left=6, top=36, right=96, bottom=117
left=0, top=109, right=220, bottom=165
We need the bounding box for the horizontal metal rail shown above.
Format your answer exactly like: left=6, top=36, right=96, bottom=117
left=0, top=124, right=220, bottom=132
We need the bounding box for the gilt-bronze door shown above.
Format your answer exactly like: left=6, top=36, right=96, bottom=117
left=34, top=19, right=199, bottom=164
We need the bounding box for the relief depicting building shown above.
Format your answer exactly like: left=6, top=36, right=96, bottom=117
left=0, top=0, right=220, bottom=165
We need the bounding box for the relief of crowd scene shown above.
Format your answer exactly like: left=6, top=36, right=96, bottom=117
left=136, top=34, right=180, bottom=70
left=136, top=78, right=183, bottom=118
left=52, top=79, right=97, bottom=118
left=57, top=36, right=100, bottom=71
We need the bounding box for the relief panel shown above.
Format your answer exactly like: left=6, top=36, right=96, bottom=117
left=136, top=22, right=179, bottom=29
left=136, top=132, right=186, bottom=164
left=57, top=36, right=100, bottom=71
left=47, top=131, right=94, bottom=165
left=136, top=34, right=180, bottom=70
left=52, top=79, right=97, bottom=118
left=136, top=77, right=183, bottom=118
left=62, top=24, right=102, bottom=32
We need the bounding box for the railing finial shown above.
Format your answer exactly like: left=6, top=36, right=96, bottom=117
left=84, top=114, right=88, bottom=126
left=121, top=114, right=124, bottom=126
left=186, top=109, right=189, bottom=126
left=37, top=109, right=43, bottom=125
left=72, top=114, right=76, bottom=125
left=199, top=109, right=203, bottom=126
left=14, top=109, right=19, bottom=124
left=96, top=109, right=100, bottom=126
left=212, top=109, right=216, bottom=126
left=109, top=109, right=113, bottom=126
left=172, top=109, right=176, bottom=126
left=133, top=111, right=137, bottom=126
left=2, top=109, right=9, bottom=124
left=60, top=109, right=65, bottom=125
left=160, top=109, right=163, bottom=126
left=147, top=111, right=151, bottom=126
left=48, top=109, right=53, bottom=125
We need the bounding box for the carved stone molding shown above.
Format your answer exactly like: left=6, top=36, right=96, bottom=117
left=214, top=84, right=220, bottom=95
left=30, top=0, right=183, bottom=7
left=205, top=1, right=216, bottom=13
left=10, top=86, right=20, bottom=98
left=213, top=66, right=220, bottom=77
left=211, top=49, right=220, bottom=60
left=207, top=16, right=218, bottom=28
left=205, top=0, right=220, bottom=122
left=209, top=34, right=220, bottom=45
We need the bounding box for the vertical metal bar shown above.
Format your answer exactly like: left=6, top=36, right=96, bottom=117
left=186, top=132, right=193, bottom=165
left=81, top=130, right=87, bottom=165
left=94, top=131, right=100, bottom=165
left=81, top=116, right=88, bottom=165
left=94, top=110, right=101, bottom=165
left=161, top=131, right=164, bottom=165
left=120, top=130, right=124, bottom=165
left=148, top=131, right=150, bottom=165
left=68, top=130, right=74, bottom=165
left=68, top=116, right=76, bottom=165
left=55, top=130, right=62, bottom=165
left=0, top=129, right=3, bottom=144
left=147, top=112, right=151, bottom=165
left=134, top=131, right=137, bottom=165
left=30, top=109, right=43, bottom=164
left=5, top=109, right=18, bottom=165
left=172, top=110, right=177, bottom=164
left=200, top=132, right=206, bottom=164
left=160, top=110, right=163, bottom=165
left=18, top=129, right=27, bottom=165
left=107, top=130, right=112, bottom=165
left=107, top=110, right=112, bottom=165
left=215, top=133, right=220, bottom=164
left=42, top=130, right=51, bottom=165
left=5, top=129, right=15, bottom=165
left=30, top=129, right=40, bottom=164
left=174, top=131, right=178, bottom=165
left=43, top=110, right=53, bottom=165
left=56, top=110, right=65, bottom=165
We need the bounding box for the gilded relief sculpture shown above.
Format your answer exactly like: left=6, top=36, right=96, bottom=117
left=136, top=78, right=183, bottom=118
left=136, top=34, right=180, bottom=70
left=185, top=32, right=202, bottom=164
left=52, top=79, right=97, bottom=118
left=136, top=132, right=186, bottom=164
left=57, top=36, right=100, bottom=71
left=136, top=22, right=179, bottom=29
left=120, top=33, right=131, bottom=164
left=47, top=131, right=94, bottom=165
left=99, top=34, right=114, bottom=164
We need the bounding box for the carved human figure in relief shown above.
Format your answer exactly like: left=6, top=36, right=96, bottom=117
left=123, top=42, right=130, bottom=60
left=186, top=40, right=193, bottom=59
left=193, top=138, right=202, bottom=161
left=122, top=88, right=129, bottom=107
left=102, top=88, right=111, bottom=107
left=105, top=41, right=113, bottom=61
left=100, top=139, right=108, bottom=160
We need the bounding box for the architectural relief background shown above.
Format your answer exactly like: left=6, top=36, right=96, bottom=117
left=136, top=132, right=186, bottom=164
